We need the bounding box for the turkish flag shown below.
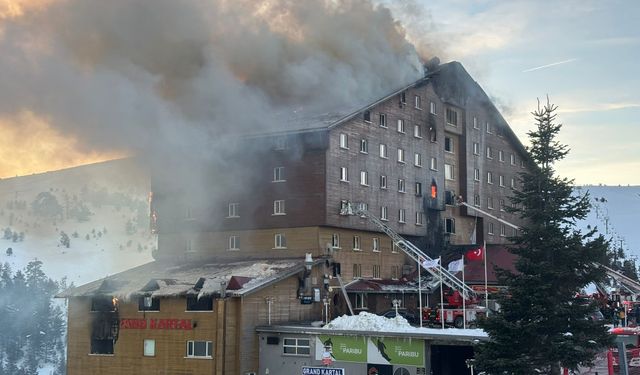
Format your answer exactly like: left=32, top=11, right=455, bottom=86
left=465, top=246, right=484, bottom=261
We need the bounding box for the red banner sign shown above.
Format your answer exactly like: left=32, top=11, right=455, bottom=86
left=120, top=318, right=193, bottom=330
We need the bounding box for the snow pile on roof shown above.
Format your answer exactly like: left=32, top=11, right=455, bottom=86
left=325, top=312, right=412, bottom=331
left=324, top=311, right=488, bottom=338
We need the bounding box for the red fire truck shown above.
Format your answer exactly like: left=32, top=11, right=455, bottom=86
left=422, top=290, right=487, bottom=328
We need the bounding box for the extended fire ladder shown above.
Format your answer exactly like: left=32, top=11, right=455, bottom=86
left=340, top=202, right=477, bottom=300
left=457, top=198, right=640, bottom=294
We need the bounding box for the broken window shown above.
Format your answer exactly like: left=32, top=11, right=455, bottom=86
left=186, top=295, right=213, bottom=311
left=138, top=296, right=160, bottom=312
left=363, top=110, right=371, bottom=123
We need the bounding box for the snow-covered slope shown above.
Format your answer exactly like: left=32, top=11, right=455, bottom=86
left=0, top=159, right=154, bottom=285
left=575, top=185, right=640, bottom=258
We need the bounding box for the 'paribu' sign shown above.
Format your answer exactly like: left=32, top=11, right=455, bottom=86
left=301, top=367, right=345, bottom=375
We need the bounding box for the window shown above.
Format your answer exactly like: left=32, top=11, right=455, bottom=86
left=486, top=121, right=492, bottom=134
left=353, top=264, right=363, bottom=279
left=430, top=157, right=437, bottom=171
left=429, top=127, right=437, bottom=142
left=228, top=203, right=239, bottom=218
left=400, top=91, right=406, bottom=105
left=186, top=238, right=193, bottom=252
left=273, top=200, right=286, bottom=215
left=486, top=146, right=493, bottom=159
left=474, top=168, right=480, bottom=181
left=444, top=164, right=454, bottom=180
left=511, top=177, right=516, bottom=188
left=487, top=197, right=494, bottom=210
left=397, top=119, right=405, bottom=133
left=357, top=202, right=368, bottom=217
left=392, top=244, right=399, bottom=254
left=398, top=179, right=406, bottom=193
left=138, top=296, right=160, bottom=312
left=360, top=139, right=368, bottom=153
left=379, top=113, right=387, bottom=128
left=430, top=101, right=436, bottom=114
left=355, top=292, right=366, bottom=308
left=397, top=148, right=405, bottom=163
left=414, top=152, right=422, bottom=167
left=380, top=175, right=387, bottom=189
left=274, top=233, right=287, bottom=249
left=499, top=199, right=505, bottom=211
left=499, top=175, right=505, bottom=187
left=499, top=150, right=504, bottom=162
left=510, top=154, right=516, bottom=165
left=414, top=124, right=422, bottom=138
left=283, top=338, right=310, bottom=356
left=372, top=265, right=381, bottom=279
left=416, top=211, right=424, bottom=225
left=474, top=195, right=480, bottom=207
left=340, top=167, right=349, bottom=182
left=444, top=137, right=454, bottom=153
left=144, top=339, right=155, bottom=357
left=398, top=209, right=406, bottom=223
left=488, top=222, right=494, bottom=235
left=444, top=218, right=455, bottom=234
left=332, top=233, right=340, bottom=249
left=473, top=117, right=479, bottom=129
left=415, top=182, right=423, bottom=197
left=487, top=172, right=493, bottom=184
left=228, top=235, right=239, bottom=250
left=91, top=339, right=113, bottom=355
left=364, top=110, right=371, bottom=123
left=273, top=167, right=285, bottom=182
left=274, top=137, right=286, bottom=150
left=500, top=224, right=506, bottom=237
left=187, top=340, right=213, bottom=358
left=379, top=144, right=388, bottom=158
left=372, top=237, right=380, bottom=252
left=339, top=133, right=348, bottom=149
left=473, top=142, right=480, bottom=155
left=446, top=108, right=458, bottom=126
left=360, top=171, right=369, bottom=186
left=414, top=95, right=422, bottom=109
left=353, top=236, right=361, bottom=251
left=391, top=265, right=400, bottom=280
left=380, top=206, right=388, bottom=221
left=186, top=295, right=213, bottom=311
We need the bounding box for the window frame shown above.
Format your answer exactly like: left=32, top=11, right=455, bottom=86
left=444, top=218, right=456, bottom=234
left=444, top=164, right=455, bottom=180
left=380, top=175, right=387, bottom=189
left=228, top=235, right=240, bottom=250
left=414, top=95, right=422, bottom=109
left=380, top=206, right=388, bottom=221
left=227, top=203, right=239, bottom=218
left=144, top=339, right=156, bottom=357
left=186, top=340, right=213, bottom=359
left=273, top=200, right=286, bottom=215
left=273, top=167, right=285, bottom=182
left=398, top=208, right=406, bottom=223
left=372, top=237, right=380, bottom=252
left=353, top=235, right=361, bottom=251
left=282, top=338, right=311, bottom=356
left=339, top=133, right=348, bottom=149
left=398, top=179, right=406, bottom=193
left=444, top=137, right=454, bottom=153
left=397, top=148, right=405, bottom=163
left=274, top=233, right=287, bottom=249
left=340, top=167, right=349, bottom=182
left=379, top=143, right=388, bottom=159
left=359, top=139, right=368, bottom=154
left=413, top=124, right=422, bottom=138
left=397, top=119, right=405, bottom=133
left=379, top=113, right=387, bottom=128
left=414, top=152, right=422, bottom=167
left=360, top=170, right=369, bottom=186
left=430, top=101, right=436, bottom=114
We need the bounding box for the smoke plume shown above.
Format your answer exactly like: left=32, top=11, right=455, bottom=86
left=0, top=0, right=425, bottom=164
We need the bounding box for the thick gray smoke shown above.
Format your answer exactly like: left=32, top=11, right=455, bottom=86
left=0, top=0, right=424, bottom=161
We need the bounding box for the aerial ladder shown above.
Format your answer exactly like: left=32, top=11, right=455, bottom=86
left=340, top=202, right=477, bottom=300
left=455, top=196, right=640, bottom=295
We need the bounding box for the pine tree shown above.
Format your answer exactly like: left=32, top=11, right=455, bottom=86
left=475, top=99, right=612, bottom=374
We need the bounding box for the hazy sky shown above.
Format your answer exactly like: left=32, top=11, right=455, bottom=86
left=0, top=0, right=638, bottom=185
left=385, top=0, right=640, bottom=185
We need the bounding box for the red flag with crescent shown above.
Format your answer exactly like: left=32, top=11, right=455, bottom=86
left=465, top=246, right=484, bottom=261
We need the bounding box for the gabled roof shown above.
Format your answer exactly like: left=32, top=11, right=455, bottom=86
left=57, top=258, right=316, bottom=300
left=248, top=61, right=528, bottom=159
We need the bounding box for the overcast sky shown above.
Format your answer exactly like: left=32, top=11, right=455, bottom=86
left=384, top=0, right=640, bottom=185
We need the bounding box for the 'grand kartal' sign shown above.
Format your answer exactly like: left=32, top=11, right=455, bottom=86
left=316, top=336, right=424, bottom=366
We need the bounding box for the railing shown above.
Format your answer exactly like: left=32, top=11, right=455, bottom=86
left=340, top=202, right=476, bottom=299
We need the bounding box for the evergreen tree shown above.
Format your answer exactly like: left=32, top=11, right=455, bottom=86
left=476, top=99, right=612, bottom=374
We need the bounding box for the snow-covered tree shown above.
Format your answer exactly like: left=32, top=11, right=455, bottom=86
left=476, top=99, right=612, bottom=374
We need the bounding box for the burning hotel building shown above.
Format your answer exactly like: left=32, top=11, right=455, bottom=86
left=60, top=61, right=531, bottom=374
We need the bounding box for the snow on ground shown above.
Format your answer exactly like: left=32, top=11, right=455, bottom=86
left=324, top=312, right=488, bottom=337
left=0, top=159, right=154, bottom=285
